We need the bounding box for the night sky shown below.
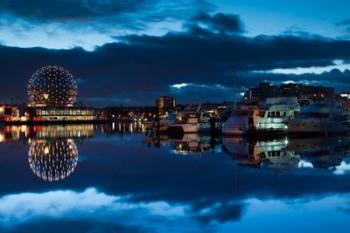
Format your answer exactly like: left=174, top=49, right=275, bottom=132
left=1, top=0, right=350, bottom=106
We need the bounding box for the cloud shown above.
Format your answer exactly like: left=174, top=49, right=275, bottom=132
left=256, top=60, right=350, bottom=75
left=169, top=83, right=233, bottom=103
left=335, top=19, right=350, bottom=33
left=336, top=19, right=350, bottom=26
left=196, top=202, right=244, bottom=223
left=0, top=188, right=239, bottom=233
left=0, top=0, right=155, bottom=21
left=1, top=10, right=350, bottom=105
left=0, top=0, right=214, bottom=50
left=1, top=32, right=350, bottom=105
left=190, top=12, right=244, bottom=34
left=0, top=188, right=349, bottom=233
left=0, top=1, right=157, bottom=47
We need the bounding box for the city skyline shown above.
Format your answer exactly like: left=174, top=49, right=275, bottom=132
left=1, top=1, right=350, bottom=106
left=1, top=2, right=350, bottom=232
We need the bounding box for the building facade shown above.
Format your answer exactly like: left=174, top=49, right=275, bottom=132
left=2, top=65, right=96, bottom=124
left=156, top=96, right=176, bottom=115
left=244, top=82, right=335, bottom=103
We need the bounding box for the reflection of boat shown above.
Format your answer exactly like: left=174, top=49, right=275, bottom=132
left=223, top=136, right=350, bottom=171
left=287, top=137, right=350, bottom=169
left=222, top=137, right=262, bottom=167
left=262, top=149, right=300, bottom=170
left=223, top=97, right=300, bottom=136
left=304, top=154, right=343, bottom=169
left=222, top=137, right=298, bottom=169
left=144, top=133, right=219, bottom=154
left=28, top=139, right=78, bottom=182
left=174, top=134, right=212, bottom=154
left=288, top=102, right=350, bottom=135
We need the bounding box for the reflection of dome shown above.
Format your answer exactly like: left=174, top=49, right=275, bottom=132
left=28, top=139, right=78, bottom=181
left=28, top=65, right=77, bottom=106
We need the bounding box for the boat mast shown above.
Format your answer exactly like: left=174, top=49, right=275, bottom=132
left=233, top=78, right=237, bottom=113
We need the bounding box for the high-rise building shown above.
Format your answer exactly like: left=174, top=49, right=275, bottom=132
left=244, top=82, right=278, bottom=102
left=156, top=96, right=176, bottom=115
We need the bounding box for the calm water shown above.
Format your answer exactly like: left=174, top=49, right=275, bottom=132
left=0, top=123, right=349, bottom=233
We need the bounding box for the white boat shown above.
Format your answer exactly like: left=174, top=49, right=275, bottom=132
left=144, top=112, right=177, bottom=132
left=221, top=108, right=250, bottom=135
left=159, top=112, right=177, bottom=131
left=222, top=97, right=300, bottom=136
left=287, top=102, right=350, bottom=135
left=168, top=111, right=213, bottom=133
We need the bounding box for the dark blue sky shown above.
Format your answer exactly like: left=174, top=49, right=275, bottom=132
left=1, top=0, right=350, bottom=106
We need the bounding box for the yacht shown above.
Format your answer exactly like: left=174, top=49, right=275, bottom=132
left=146, top=110, right=221, bottom=134
left=144, top=112, right=177, bottom=132
left=167, top=111, right=216, bottom=133
left=222, top=97, right=300, bottom=136
left=159, top=112, right=177, bottom=131
left=287, top=101, right=350, bottom=135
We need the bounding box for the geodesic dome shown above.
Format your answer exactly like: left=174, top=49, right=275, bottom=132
left=28, top=65, right=77, bottom=106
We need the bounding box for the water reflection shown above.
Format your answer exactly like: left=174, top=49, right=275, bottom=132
left=145, top=132, right=350, bottom=173
left=0, top=122, right=146, bottom=143
left=145, top=133, right=220, bottom=154
left=0, top=123, right=349, bottom=232
left=0, top=123, right=146, bottom=182
left=223, top=137, right=298, bottom=170
left=28, top=139, right=78, bottom=182
left=0, top=124, right=94, bottom=142
left=222, top=136, right=350, bottom=172
left=289, top=137, right=350, bottom=169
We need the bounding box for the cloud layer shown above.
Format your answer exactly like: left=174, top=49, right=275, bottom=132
left=0, top=188, right=349, bottom=233
left=1, top=1, right=350, bottom=105
left=1, top=26, right=350, bottom=105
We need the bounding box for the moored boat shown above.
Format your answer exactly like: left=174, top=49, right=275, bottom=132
left=287, top=101, right=350, bottom=135
left=167, top=111, right=219, bottom=134
left=222, top=97, right=300, bottom=136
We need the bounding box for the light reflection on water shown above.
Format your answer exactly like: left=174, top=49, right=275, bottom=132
left=0, top=123, right=349, bottom=233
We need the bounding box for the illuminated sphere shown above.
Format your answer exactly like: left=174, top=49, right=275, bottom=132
left=28, top=139, right=78, bottom=182
left=28, top=65, right=77, bottom=106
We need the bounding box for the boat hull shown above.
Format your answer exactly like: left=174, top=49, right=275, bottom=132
left=287, top=119, right=349, bottom=135
left=168, top=123, right=211, bottom=134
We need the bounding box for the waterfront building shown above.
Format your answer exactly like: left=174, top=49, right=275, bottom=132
left=0, top=104, right=23, bottom=122
left=27, top=106, right=95, bottom=122
left=3, top=65, right=96, bottom=123
left=26, top=65, right=95, bottom=122
left=244, top=82, right=335, bottom=103
left=280, top=83, right=334, bottom=101
left=337, top=93, right=350, bottom=112
left=156, top=96, right=176, bottom=115
left=244, top=82, right=279, bottom=102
